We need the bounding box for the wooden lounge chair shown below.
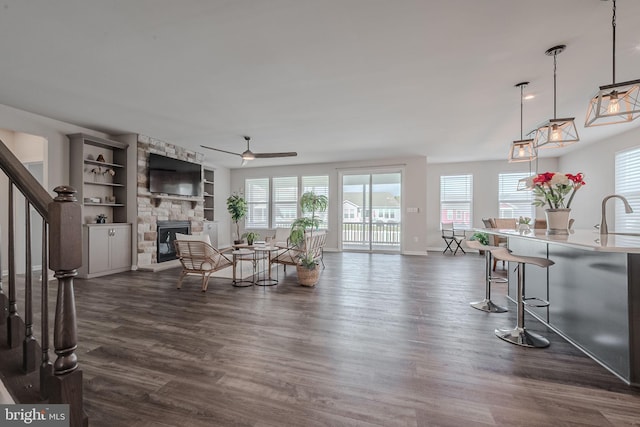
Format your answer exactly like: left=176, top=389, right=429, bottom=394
left=174, top=240, right=233, bottom=292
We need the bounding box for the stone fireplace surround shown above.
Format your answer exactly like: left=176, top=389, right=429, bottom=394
left=136, top=134, right=205, bottom=267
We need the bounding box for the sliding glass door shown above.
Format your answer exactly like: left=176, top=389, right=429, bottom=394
left=341, top=171, right=401, bottom=252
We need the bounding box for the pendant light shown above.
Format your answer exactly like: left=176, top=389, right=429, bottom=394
left=533, top=45, right=580, bottom=149
left=509, top=82, right=537, bottom=162
left=585, top=0, right=640, bottom=127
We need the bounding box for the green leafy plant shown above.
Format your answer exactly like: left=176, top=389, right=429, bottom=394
left=289, top=192, right=328, bottom=270
left=241, top=231, right=260, bottom=246
left=226, top=192, right=247, bottom=241
left=518, top=216, right=531, bottom=225
left=470, top=232, right=489, bottom=246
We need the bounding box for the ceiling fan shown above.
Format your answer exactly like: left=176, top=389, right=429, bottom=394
left=201, top=136, right=297, bottom=165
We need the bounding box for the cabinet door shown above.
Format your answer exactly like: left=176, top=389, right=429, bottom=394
left=109, top=224, right=132, bottom=270
left=88, top=226, right=112, bottom=274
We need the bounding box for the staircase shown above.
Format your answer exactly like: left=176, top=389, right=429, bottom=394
left=0, top=139, right=87, bottom=426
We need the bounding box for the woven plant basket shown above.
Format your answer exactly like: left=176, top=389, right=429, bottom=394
left=296, top=265, right=320, bottom=287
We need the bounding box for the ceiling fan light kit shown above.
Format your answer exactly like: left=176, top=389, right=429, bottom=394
left=585, top=0, right=640, bottom=127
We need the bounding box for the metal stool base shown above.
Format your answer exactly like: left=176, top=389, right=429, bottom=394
left=470, top=299, right=508, bottom=313
left=495, top=327, right=550, bottom=348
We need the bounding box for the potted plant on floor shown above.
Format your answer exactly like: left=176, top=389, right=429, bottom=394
left=289, top=191, right=328, bottom=286
left=227, top=192, right=247, bottom=245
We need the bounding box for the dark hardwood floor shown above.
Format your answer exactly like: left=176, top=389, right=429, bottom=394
left=63, top=252, right=640, bottom=425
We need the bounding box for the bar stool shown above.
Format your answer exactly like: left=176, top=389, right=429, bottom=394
left=490, top=247, right=554, bottom=348
left=465, top=239, right=508, bottom=313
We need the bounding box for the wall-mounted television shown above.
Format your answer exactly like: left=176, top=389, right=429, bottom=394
left=148, top=153, right=202, bottom=197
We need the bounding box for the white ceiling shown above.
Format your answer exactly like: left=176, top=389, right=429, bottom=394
left=1, top=0, right=639, bottom=169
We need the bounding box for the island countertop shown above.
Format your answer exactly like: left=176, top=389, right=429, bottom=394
left=482, top=228, right=640, bottom=253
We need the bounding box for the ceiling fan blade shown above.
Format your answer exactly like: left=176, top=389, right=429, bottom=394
left=253, top=152, right=298, bottom=158
left=200, top=145, right=242, bottom=157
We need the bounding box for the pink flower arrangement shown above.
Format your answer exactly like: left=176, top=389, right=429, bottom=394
left=529, top=172, right=586, bottom=209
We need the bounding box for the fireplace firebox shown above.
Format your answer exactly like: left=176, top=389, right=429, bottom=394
left=157, top=221, right=191, bottom=263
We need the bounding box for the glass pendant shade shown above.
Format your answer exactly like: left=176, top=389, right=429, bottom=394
left=534, top=117, right=579, bottom=149
left=508, top=139, right=536, bottom=162
left=585, top=79, right=640, bottom=126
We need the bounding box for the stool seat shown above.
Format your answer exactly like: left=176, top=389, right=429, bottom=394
left=491, top=247, right=554, bottom=268
left=465, top=239, right=508, bottom=313
left=465, top=240, right=500, bottom=251
left=490, top=247, right=554, bottom=348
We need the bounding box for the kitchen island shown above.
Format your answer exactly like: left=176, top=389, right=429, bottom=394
left=484, top=228, right=640, bottom=387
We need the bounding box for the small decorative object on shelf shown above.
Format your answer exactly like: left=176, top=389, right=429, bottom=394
left=518, top=216, right=531, bottom=230
left=96, top=154, right=106, bottom=162
left=105, top=195, right=116, bottom=204
left=527, top=172, right=586, bottom=235
left=96, top=214, right=108, bottom=224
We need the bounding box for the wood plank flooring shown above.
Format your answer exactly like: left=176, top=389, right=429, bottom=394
left=10, top=252, right=640, bottom=426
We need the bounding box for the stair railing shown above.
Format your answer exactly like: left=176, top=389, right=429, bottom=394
left=0, top=139, right=86, bottom=427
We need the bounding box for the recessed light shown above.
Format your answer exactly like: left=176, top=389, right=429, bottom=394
left=524, top=94, right=535, bottom=100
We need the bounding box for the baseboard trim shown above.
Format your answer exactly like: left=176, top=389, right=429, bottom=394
left=403, top=251, right=428, bottom=256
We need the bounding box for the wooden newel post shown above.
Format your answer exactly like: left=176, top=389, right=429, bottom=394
left=47, top=186, right=87, bottom=427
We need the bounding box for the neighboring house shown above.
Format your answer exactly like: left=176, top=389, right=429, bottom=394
left=342, top=192, right=401, bottom=223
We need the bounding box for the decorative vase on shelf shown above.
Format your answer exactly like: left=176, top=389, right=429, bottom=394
left=545, top=208, right=571, bottom=235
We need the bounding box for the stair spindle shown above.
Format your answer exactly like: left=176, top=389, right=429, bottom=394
left=40, top=220, right=53, bottom=398
left=23, top=199, right=37, bottom=372
left=7, top=180, right=23, bottom=348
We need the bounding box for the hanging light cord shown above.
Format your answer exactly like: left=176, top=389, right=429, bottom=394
left=520, top=84, right=524, bottom=139
left=553, top=51, right=557, bottom=119
left=612, top=0, right=617, bottom=84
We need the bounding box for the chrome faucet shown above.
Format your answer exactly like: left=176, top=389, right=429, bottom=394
left=600, top=194, right=634, bottom=235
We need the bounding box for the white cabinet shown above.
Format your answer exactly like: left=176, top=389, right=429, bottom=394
left=80, top=224, right=132, bottom=278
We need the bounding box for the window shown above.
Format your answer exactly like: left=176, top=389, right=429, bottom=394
left=273, top=176, right=298, bottom=228
left=245, top=178, right=269, bottom=228
left=302, top=175, right=329, bottom=228
left=498, top=172, right=534, bottom=219
left=440, top=174, right=472, bottom=228
left=615, top=147, right=640, bottom=230
left=245, top=175, right=329, bottom=228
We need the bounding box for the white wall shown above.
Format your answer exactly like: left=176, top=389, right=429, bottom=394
left=210, top=164, right=231, bottom=248
left=230, top=156, right=428, bottom=254
left=426, top=157, right=558, bottom=249
left=559, top=126, right=640, bottom=231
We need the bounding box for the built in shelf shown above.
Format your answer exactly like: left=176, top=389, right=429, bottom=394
left=150, top=195, right=204, bottom=208
left=84, top=181, right=125, bottom=187
left=84, top=159, right=124, bottom=168
left=84, top=203, right=125, bottom=207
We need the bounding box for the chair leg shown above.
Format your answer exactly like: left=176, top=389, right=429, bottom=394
left=470, top=251, right=508, bottom=313
left=177, top=271, right=188, bottom=289
left=202, top=272, right=213, bottom=292
left=495, top=263, right=549, bottom=348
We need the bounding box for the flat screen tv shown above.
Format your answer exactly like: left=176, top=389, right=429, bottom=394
left=148, top=153, right=202, bottom=197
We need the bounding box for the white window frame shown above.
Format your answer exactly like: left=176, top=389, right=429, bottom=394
left=440, top=174, right=473, bottom=229
left=498, top=172, right=535, bottom=220
left=273, top=176, right=298, bottom=228
left=615, top=147, right=640, bottom=231
left=245, top=175, right=329, bottom=229
left=245, top=178, right=270, bottom=229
